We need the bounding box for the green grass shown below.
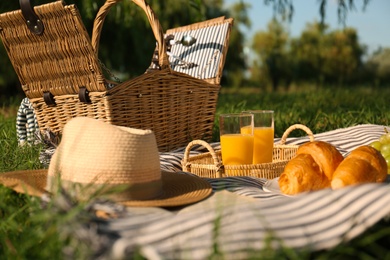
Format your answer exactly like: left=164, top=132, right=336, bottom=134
left=0, top=86, right=390, bottom=259
left=0, top=116, right=94, bottom=259
left=213, top=86, right=389, bottom=140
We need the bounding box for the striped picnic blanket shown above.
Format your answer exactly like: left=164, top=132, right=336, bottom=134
left=76, top=124, right=390, bottom=259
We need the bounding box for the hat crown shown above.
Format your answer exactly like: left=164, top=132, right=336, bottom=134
left=47, top=117, right=162, bottom=200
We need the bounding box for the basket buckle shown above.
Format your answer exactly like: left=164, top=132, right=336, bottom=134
left=43, top=92, right=56, bottom=106
left=79, top=87, right=91, bottom=104
left=19, top=0, right=44, bottom=35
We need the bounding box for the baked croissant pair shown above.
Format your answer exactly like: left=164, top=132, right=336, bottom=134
left=278, top=141, right=388, bottom=195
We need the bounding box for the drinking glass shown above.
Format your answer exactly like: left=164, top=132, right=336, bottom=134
left=219, top=113, right=254, bottom=165
left=242, top=110, right=274, bottom=164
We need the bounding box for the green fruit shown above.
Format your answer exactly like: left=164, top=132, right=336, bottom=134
left=380, top=144, right=390, bottom=157
left=379, top=133, right=390, bottom=144
left=370, top=140, right=382, bottom=151
left=384, top=155, right=390, bottom=174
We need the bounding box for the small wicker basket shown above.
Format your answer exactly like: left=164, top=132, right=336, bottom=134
left=181, top=124, right=314, bottom=179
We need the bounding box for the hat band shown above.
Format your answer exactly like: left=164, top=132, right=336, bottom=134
left=47, top=176, right=163, bottom=201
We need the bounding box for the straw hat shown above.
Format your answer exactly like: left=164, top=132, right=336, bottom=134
left=0, top=117, right=212, bottom=207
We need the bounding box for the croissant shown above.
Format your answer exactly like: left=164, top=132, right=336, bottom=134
left=279, top=141, right=344, bottom=195
left=331, top=145, right=387, bottom=189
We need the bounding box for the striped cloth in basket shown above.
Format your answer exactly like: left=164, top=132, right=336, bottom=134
left=16, top=98, right=39, bottom=145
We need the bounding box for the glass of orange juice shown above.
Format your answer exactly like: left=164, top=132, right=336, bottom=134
left=242, top=110, right=274, bottom=164
left=219, top=113, right=254, bottom=165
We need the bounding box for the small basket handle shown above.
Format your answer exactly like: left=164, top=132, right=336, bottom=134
left=182, top=140, right=223, bottom=177
left=280, top=124, right=315, bottom=144
left=91, top=0, right=169, bottom=69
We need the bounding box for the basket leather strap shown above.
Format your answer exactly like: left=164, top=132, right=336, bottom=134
left=78, top=87, right=91, bottom=103
left=19, top=0, right=44, bottom=35
left=43, top=92, right=56, bottom=106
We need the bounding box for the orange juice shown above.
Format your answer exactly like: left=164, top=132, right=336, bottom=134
left=241, top=126, right=274, bottom=164
left=220, top=134, right=254, bottom=165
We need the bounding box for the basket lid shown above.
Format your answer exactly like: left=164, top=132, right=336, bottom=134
left=0, top=1, right=106, bottom=99
left=165, top=17, right=233, bottom=85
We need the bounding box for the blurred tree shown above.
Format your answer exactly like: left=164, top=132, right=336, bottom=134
left=223, top=1, right=251, bottom=87
left=291, top=22, right=365, bottom=86
left=253, top=20, right=366, bottom=89
left=0, top=45, right=19, bottom=98
left=290, top=22, right=328, bottom=86
left=322, top=27, right=365, bottom=85
left=249, top=0, right=372, bottom=89
left=366, top=47, right=390, bottom=86
left=251, top=18, right=290, bottom=91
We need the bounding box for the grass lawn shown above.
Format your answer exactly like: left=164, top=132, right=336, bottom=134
left=214, top=85, right=389, bottom=140
left=1, top=85, right=390, bottom=259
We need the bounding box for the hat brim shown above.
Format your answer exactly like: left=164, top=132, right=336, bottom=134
left=0, top=170, right=213, bottom=207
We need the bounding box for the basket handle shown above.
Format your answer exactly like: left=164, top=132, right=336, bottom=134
left=280, top=124, right=315, bottom=144
left=91, top=0, right=169, bottom=69
left=182, top=140, right=223, bottom=176
left=19, top=0, right=44, bottom=35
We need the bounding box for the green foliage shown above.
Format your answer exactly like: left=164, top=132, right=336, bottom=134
left=365, top=47, right=390, bottom=86
left=222, top=1, right=249, bottom=87
left=0, top=190, right=62, bottom=259
left=322, top=28, right=364, bottom=83
left=251, top=20, right=369, bottom=89
left=0, top=44, right=20, bottom=97
left=290, top=22, right=329, bottom=85
left=0, top=184, right=101, bottom=259
left=252, top=18, right=290, bottom=91
left=0, top=115, right=104, bottom=258
left=0, top=117, right=42, bottom=172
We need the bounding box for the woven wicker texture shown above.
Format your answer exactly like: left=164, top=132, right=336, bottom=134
left=0, top=0, right=233, bottom=152
left=182, top=124, right=315, bottom=179
left=0, top=1, right=106, bottom=97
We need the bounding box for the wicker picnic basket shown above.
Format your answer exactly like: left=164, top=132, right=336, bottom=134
left=181, top=124, right=315, bottom=179
left=0, top=0, right=233, bottom=152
